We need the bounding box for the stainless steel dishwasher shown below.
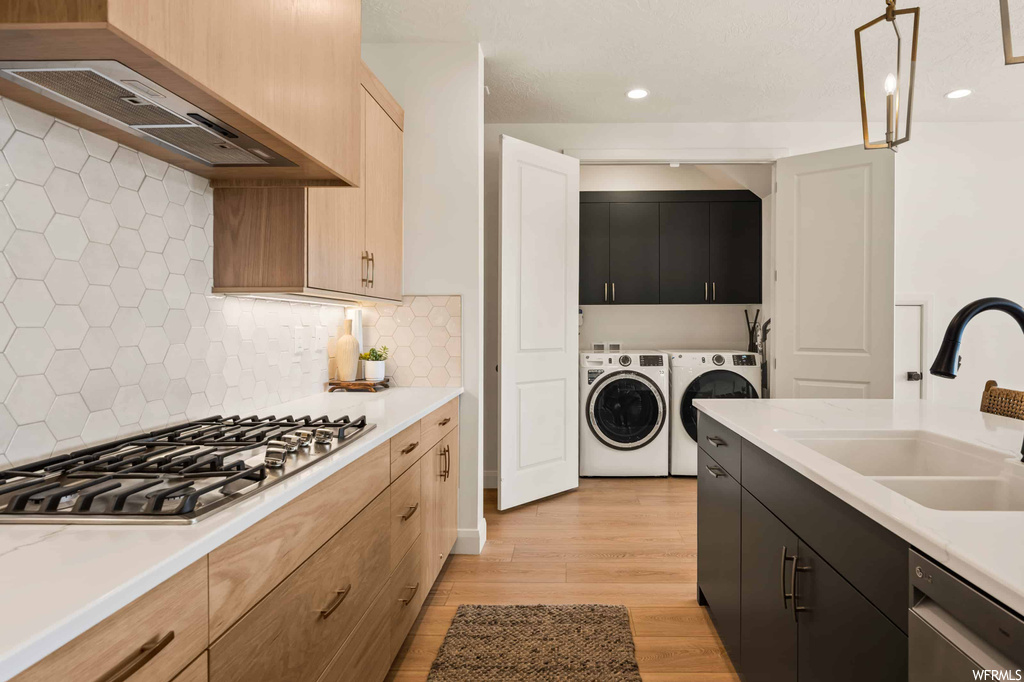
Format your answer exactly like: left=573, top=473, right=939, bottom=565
left=909, top=549, right=1024, bottom=681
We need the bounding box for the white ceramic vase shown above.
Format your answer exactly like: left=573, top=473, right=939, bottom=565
left=364, top=360, right=386, bottom=382
left=336, top=319, right=360, bottom=382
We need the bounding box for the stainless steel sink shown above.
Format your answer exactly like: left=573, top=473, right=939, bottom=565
left=780, top=429, right=1024, bottom=512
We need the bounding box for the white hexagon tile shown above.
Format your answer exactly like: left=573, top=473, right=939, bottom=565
left=0, top=96, right=352, bottom=467
left=360, top=296, right=461, bottom=388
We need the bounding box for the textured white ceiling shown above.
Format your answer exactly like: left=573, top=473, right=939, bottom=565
left=363, top=0, right=1024, bottom=123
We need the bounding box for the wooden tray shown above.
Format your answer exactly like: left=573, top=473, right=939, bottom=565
left=328, top=378, right=391, bottom=393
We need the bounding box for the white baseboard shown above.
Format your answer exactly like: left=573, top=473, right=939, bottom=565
left=453, top=516, right=487, bottom=555
left=484, top=469, right=498, bottom=489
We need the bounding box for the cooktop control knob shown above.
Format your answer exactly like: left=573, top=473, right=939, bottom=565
left=712, top=354, right=726, bottom=366
left=619, top=355, right=632, bottom=367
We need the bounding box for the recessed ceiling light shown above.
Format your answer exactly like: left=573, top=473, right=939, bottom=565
left=626, top=88, right=649, bottom=100
left=945, top=89, right=972, bottom=99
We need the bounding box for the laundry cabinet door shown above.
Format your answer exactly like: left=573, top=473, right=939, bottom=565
left=579, top=202, right=610, bottom=304
left=709, top=201, right=761, bottom=303
left=740, top=489, right=797, bottom=682
left=697, top=447, right=741, bottom=662
left=609, top=202, right=660, bottom=304
left=659, top=202, right=710, bottom=304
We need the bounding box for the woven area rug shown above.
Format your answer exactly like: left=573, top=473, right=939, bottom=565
left=427, top=604, right=642, bottom=681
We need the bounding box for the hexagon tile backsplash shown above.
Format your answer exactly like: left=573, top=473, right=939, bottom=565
left=0, top=96, right=360, bottom=468
left=360, top=297, right=461, bottom=388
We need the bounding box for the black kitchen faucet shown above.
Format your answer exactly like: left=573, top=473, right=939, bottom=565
left=930, top=297, right=1024, bottom=461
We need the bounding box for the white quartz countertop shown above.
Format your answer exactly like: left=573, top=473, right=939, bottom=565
left=0, top=386, right=462, bottom=681
left=693, top=398, right=1024, bottom=616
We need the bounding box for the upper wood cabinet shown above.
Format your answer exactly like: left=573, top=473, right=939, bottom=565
left=214, top=70, right=404, bottom=303
left=580, top=190, right=762, bottom=306
left=0, top=0, right=361, bottom=186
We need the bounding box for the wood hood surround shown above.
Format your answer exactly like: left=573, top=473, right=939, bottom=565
left=0, top=0, right=361, bottom=187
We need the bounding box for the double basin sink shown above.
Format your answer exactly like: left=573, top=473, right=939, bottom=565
left=781, top=430, right=1024, bottom=512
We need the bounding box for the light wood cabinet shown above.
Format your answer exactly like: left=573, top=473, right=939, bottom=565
left=17, top=398, right=458, bottom=682
left=13, top=559, right=208, bottom=682
left=0, top=0, right=361, bottom=186
left=213, top=70, right=404, bottom=304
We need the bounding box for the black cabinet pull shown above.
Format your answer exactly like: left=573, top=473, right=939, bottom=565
left=96, top=631, right=175, bottom=682
left=319, top=585, right=352, bottom=619
left=705, top=464, right=726, bottom=479
left=400, top=503, right=419, bottom=521
left=706, top=435, right=727, bottom=448
left=791, top=560, right=811, bottom=622
left=400, top=441, right=419, bottom=455
left=438, top=417, right=451, bottom=427
left=781, top=547, right=796, bottom=609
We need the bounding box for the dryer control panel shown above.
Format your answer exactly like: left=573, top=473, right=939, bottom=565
left=733, top=354, right=757, bottom=366
left=639, top=355, right=664, bottom=367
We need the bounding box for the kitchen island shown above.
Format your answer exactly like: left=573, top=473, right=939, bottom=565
left=0, top=387, right=463, bottom=682
left=693, top=398, right=1024, bottom=681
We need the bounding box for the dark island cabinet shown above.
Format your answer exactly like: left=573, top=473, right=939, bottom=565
left=697, top=413, right=909, bottom=681
left=696, top=447, right=742, bottom=660
left=579, top=190, right=761, bottom=305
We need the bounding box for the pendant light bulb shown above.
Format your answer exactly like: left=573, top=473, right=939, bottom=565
left=884, top=72, right=898, bottom=95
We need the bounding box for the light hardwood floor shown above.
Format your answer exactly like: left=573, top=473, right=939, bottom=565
left=386, top=477, right=739, bottom=681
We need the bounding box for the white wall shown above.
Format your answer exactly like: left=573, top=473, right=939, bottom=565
left=580, top=305, right=755, bottom=352
left=483, top=121, right=1024, bottom=484
left=363, top=43, right=486, bottom=553
left=580, top=164, right=743, bottom=191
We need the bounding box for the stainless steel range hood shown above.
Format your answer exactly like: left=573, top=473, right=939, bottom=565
left=0, top=60, right=295, bottom=168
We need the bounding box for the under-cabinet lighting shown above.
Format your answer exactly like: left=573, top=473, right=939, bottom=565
left=626, top=88, right=649, bottom=99
left=945, top=89, right=972, bottom=99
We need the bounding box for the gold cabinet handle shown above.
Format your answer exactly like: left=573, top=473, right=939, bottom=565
left=400, top=503, right=419, bottom=521
left=319, top=585, right=352, bottom=619
left=360, top=251, right=368, bottom=286
left=399, top=582, right=420, bottom=606
left=96, top=631, right=175, bottom=682
left=705, top=282, right=709, bottom=302
left=438, top=417, right=451, bottom=427
left=612, top=282, right=616, bottom=302
left=713, top=281, right=716, bottom=301
left=604, top=282, right=608, bottom=302
left=400, top=441, right=419, bottom=455
left=367, top=252, right=375, bottom=287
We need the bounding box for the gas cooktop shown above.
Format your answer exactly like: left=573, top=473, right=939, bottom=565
left=0, top=413, right=376, bottom=525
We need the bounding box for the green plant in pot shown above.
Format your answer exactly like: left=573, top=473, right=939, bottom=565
left=360, top=346, right=389, bottom=381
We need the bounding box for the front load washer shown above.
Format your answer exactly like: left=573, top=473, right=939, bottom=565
left=579, top=351, right=669, bottom=476
left=663, top=351, right=760, bottom=476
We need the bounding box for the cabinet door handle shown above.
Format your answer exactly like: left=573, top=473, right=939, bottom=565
left=781, top=547, right=795, bottom=609
left=360, top=251, right=368, bottom=286
left=439, top=446, right=448, bottom=480
left=713, top=281, right=716, bottom=301
left=705, top=282, right=709, bottom=302
left=400, top=441, right=419, bottom=455
left=96, top=631, right=175, bottom=682
left=604, top=282, right=608, bottom=302
left=438, top=417, right=451, bottom=427
left=367, top=252, right=375, bottom=288
left=399, top=582, right=420, bottom=605
left=319, top=585, right=352, bottom=619
left=401, top=503, right=419, bottom=521
left=706, top=435, right=726, bottom=448
left=791, top=559, right=811, bottom=622
left=705, top=464, right=725, bottom=478
left=444, top=444, right=452, bottom=480
left=612, top=282, right=616, bottom=302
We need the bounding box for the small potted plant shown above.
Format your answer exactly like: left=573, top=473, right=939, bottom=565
left=360, top=346, right=389, bottom=381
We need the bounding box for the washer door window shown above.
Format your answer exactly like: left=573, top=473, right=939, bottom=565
left=681, top=370, right=758, bottom=441
left=587, top=371, right=666, bottom=450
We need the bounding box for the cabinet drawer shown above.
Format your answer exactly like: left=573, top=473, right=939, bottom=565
left=318, top=542, right=425, bottom=682
left=391, top=421, right=427, bottom=481
left=696, top=412, right=742, bottom=479
left=209, top=442, right=390, bottom=638
left=209, top=492, right=391, bottom=682
left=14, top=559, right=208, bottom=682
left=742, top=440, right=909, bottom=633
left=390, top=459, right=423, bottom=571
left=173, top=654, right=208, bottom=682
left=420, top=398, right=458, bottom=449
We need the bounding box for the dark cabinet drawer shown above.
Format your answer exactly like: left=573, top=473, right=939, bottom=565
left=696, top=413, right=742, bottom=479
left=697, top=447, right=741, bottom=662
left=742, top=440, right=909, bottom=633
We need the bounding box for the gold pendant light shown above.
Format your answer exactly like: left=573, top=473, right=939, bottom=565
left=1000, top=0, right=1024, bottom=64
left=855, top=0, right=920, bottom=150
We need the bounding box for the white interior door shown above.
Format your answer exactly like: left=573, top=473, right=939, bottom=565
left=498, top=135, right=580, bottom=510
left=895, top=304, right=924, bottom=400
left=773, top=145, right=895, bottom=398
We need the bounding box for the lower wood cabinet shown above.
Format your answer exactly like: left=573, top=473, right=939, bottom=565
left=13, top=559, right=208, bottom=682
left=16, top=400, right=460, bottom=682
left=209, top=493, right=391, bottom=682
left=698, top=412, right=908, bottom=681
